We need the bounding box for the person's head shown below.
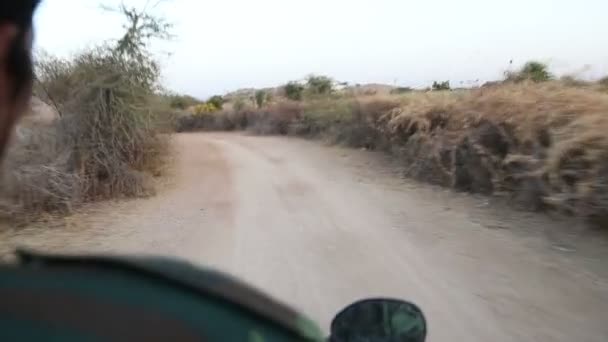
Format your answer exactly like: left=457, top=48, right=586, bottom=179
left=0, top=0, right=40, bottom=159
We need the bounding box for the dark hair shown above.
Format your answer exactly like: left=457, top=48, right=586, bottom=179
left=0, top=1, right=40, bottom=28
left=0, top=0, right=41, bottom=98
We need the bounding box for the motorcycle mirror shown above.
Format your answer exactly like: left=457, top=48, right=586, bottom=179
left=330, top=298, right=427, bottom=342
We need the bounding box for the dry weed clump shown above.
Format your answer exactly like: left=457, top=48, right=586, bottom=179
left=0, top=123, right=81, bottom=221
left=247, top=100, right=303, bottom=135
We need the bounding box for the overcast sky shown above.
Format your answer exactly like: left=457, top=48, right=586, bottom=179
left=34, top=0, right=608, bottom=99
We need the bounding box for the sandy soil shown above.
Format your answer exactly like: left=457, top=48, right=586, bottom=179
left=2, top=132, right=608, bottom=341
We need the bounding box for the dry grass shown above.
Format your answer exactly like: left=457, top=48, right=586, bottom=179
left=380, top=83, right=608, bottom=221
left=382, top=82, right=608, bottom=135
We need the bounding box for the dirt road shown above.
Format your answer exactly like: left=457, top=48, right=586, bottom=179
left=3, top=133, right=608, bottom=341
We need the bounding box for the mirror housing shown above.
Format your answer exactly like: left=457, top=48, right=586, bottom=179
left=330, top=298, right=427, bottom=342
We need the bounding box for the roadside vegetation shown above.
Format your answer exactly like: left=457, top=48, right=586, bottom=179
left=0, top=4, right=175, bottom=223
left=178, top=63, right=608, bottom=226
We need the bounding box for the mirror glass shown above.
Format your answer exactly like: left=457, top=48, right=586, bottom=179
left=330, top=298, right=427, bottom=342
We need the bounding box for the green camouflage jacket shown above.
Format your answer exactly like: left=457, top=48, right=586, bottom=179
left=0, top=250, right=324, bottom=341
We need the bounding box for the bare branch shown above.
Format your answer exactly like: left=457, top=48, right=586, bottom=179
left=142, top=0, right=152, bottom=13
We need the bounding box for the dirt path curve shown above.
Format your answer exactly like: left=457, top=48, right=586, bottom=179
left=3, top=133, right=608, bottom=341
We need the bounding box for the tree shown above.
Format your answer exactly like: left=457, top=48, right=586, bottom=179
left=284, top=82, right=305, bottom=101
left=207, top=95, right=224, bottom=110
left=520, top=61, right=552, bottom=82
left=432, top=81, right=450, bottom=91
left=306, top=75, right=333, bottom=95
left=101, top=2, right=174, bottom=91
left=505, top=61, right=553, bottom=83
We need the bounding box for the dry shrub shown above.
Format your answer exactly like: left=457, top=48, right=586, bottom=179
left=46, top=49, right=166, bottom=200
left=543, top=115, right=608, bottom=220
left=176, top=113, right=215, bottom=132
left=381, top=92, right=458, bottom=137
left=176, top=109, right=251, bottom=132
left=247, top=101, right=303, bottom=135
left=0, top=5, right=173, bottom=223
left=0, top=47, right=169, bottom=222
left=0, top=123, right=81, bottom=221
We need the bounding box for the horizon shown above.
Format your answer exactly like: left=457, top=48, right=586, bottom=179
left=34, top=0, right=608, bottom=99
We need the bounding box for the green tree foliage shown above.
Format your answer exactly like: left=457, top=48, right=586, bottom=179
left=520, top=61, right=553, bottom=82
left=506, top=61, right=553, bottom=83
left=432, top=81, right=450, bottom=91
left=168, top=94, right=201, bottom=110
left=307, top=75, right=333, bottom=95
left=284, top=82, right=305, bottom=101
left=207, top=95, right=224, bottom=110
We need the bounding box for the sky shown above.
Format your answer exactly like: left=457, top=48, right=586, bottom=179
left=34, top=0, right=608, bottom=99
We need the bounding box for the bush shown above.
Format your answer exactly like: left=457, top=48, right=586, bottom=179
left=247, top=101, right=302, bottom=135
left=1, top=4, right=171, bottom=220
left=391, top=87, right=413, bottom=94
left=255, top=90, right=267, bottom=108
left=521, top=61, right=552, bottom=82
left=432, top=81, right=450, bottom=91
left=284, top=82, right=305, bottom=101
left=168, top=94, right=201, bottom=110
left=176, top=113, right=214, bottom=132
left=306, top=75, right=334, bottom=95
left=506, top=61, right=553, bottom=83
left=194, top=103, right=219, bottom=114
left=559, top=76, right=588, bottom=87
left=36, top=47, right=167, bottom=200
left=207, top=95, right=224, bottom=110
